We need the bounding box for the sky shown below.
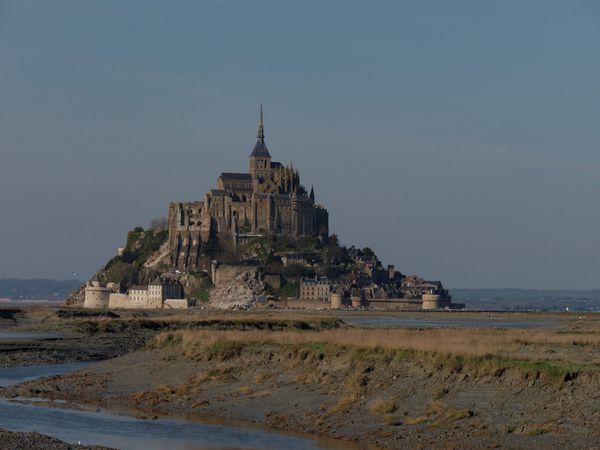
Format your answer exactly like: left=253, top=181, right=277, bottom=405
left=0, top=0, right=599, bottom=289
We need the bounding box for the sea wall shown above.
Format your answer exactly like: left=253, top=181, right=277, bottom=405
left=164, top=299, right=189, bottom=309
left=108, top=293, right=129, bottom=309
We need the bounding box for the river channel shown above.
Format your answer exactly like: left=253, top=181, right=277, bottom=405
left=0, top=333, right=349, bottom=450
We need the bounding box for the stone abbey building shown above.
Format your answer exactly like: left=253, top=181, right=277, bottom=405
left=168, top=106, right=329, bottom=272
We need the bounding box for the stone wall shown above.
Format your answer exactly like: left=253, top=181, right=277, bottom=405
left=366, top=298, right=423, bottom=311
left=286, top=299, right=330, bottom=309
left=330, top=293, right=344, bottom=309
left=108, top=293, right=129, bottom=309
left=164, top=299, right=190, bottom=309
left=213, top=265, right=257, bottom=287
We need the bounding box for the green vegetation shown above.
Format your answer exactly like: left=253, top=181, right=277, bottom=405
left=238, top=234, right=322, bottom=264
left=74, top=316, right=343, bottom=336
left=100, top=228, right=168, bottom=285
left=527, top=427, right=552, bottom=436
left=321, top=234, right=351, bottom=264
left=124, top=228, right=168, bottom=266
left=238, top=235, right=275, bottom=262
left=276, top=282, right=299, bottom=298
left=203, top=341, right=244, bottom=361
left=191, top=272, right=213, bottom=302
left=239, top=218, right=251, bottom=233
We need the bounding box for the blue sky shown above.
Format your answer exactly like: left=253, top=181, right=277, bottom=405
left=1, top=0, right=599, bottom=288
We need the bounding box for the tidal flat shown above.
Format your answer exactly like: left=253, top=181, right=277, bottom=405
left=1, top=306, right=600, bottom=449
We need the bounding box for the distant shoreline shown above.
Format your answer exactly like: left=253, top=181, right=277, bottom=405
left=0, top=298, right=63, bottom=304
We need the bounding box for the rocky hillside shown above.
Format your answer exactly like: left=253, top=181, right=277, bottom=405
left=209, top=270, right=265, bottom=309
left=64, top=225, right=387, bottom=309
left=64, top=227, right=170, bottom=307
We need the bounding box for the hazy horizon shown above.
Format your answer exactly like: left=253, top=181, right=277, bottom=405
left=1, top=1, right=599, bottom=289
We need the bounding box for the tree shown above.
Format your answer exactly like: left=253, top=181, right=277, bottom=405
left=120, top=251, right=137, bottom=263
left=239, top=217, right=251, bottom=233
left=149, top=217, right=168, bottom=231
left=362, top=247, right=376, bottom=259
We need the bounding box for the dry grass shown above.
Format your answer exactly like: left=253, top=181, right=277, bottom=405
left=370, top=397, right=397, bottom=415
left=151, top=327, right=600, bottom=363
left=383, top=414, right=402, bottom=426
left=329, top=392, right=359, bottom=415
left=404, top=401, right=473, bottom=428
left=433, top=387, right=450, bottom=400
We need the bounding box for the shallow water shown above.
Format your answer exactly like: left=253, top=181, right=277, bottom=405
left=0, top=399, right=333, bottom=450
left=344, top=316, right=555, bottom=329
left=0, top=362, right=93, bottom=387
left=0, top=331, right=61, bottom=341
left=0, top=362, right=337, bottom=450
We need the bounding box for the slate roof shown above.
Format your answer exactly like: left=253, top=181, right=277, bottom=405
left=219, top=172, right=252, bottom=181
left=251, top=138, right=271, bottom=158
left=149, top=276, right=162, bottom=286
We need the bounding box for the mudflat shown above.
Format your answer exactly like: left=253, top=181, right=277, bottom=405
left=1, top=307, right=600, bottom=449
left=0, top=429, right=112, bottom=450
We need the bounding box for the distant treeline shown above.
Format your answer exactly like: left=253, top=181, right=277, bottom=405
left=0, top=278, right=82, bottom=300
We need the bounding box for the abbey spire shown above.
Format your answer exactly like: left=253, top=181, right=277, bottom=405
left=258, top=102, right=264, bottom=140
left=250, top=102, right=271, bottom=158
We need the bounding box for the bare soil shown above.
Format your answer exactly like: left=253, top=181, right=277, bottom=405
left=0, top=429, right=112, bottom=450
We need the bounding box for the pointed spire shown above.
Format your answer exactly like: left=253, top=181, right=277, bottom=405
left=251, top=102, right=270, bottom=158
left=257, top=102, right=264, bottom=140
left=310, top=186, right=315, bottom=203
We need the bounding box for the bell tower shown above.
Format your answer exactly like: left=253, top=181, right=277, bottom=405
left=249, top=103, right=272, bottom=180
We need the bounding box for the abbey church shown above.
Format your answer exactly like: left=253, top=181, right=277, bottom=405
left=168, top=106, right=329, bottom=271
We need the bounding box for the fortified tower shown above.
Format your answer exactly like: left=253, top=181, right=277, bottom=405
left=83, top=276, right=112, bottom=308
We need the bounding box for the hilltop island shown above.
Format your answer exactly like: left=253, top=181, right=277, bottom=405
left=67, top=106, right=460, bottom=312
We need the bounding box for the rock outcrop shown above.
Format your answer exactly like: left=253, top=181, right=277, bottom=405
left=209, top=270, right=265, bottom=309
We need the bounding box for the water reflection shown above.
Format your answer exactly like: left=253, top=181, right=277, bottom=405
left=0, top=362, right=92, bottom=387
